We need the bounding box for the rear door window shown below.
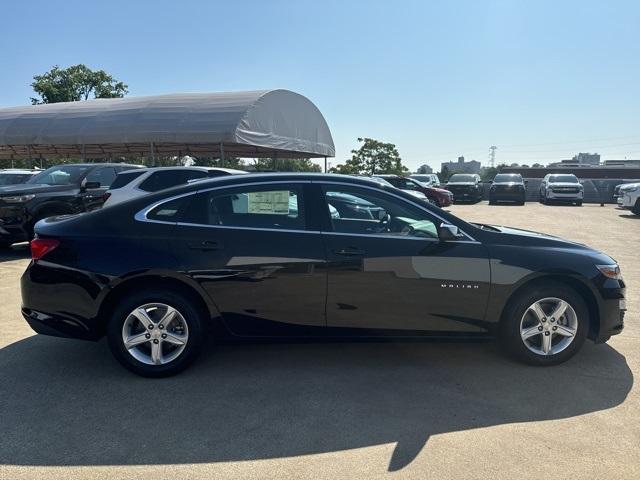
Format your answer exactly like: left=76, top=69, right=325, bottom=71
left=139, top=170, right=208, bottom=192
left=183, top=184, right=305, bottom=230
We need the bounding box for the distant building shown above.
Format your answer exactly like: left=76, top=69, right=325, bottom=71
left=603, top=159, right=640, bottom=168
left=441, top=156, right=481, bottom=174
left=572, top=152, right=600, bottom=165
left=416, top=164, right=433, bottom=174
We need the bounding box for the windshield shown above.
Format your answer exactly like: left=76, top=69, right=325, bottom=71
left=0, top=173, right=32, bottom=185
left=27, top=165, right=89, bottom=185
left=411, top=175, right=432, bottom=183
left=449, top=174, right=476, bottom=183
left=548, top=175, right=579, bottom=183
left=368, top=176, right=395, bottom=187
left=494, top=174, right=523, bottom=183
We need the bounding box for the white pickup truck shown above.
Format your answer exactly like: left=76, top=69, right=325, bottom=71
left=617, top=182, right=640, bottom=215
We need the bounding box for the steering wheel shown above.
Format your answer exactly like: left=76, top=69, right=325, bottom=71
left=376, top=212, right=391, bottom=233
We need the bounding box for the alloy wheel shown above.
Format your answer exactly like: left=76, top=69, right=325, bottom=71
left=121, top=303, right=189, bottom=365
left=519, top=297, right=578, bottom=356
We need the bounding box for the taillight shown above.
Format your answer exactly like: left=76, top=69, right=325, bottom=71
left=102, top=192, right=111, bottom=202
left=30, top=238, right=60, bottom=261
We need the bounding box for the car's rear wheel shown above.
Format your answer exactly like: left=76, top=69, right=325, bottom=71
left=632, top=198, right=640, bottom=215
left=576, top=200, right=583, bottom=206
left=107, top=290, right=205, bottom=377
left=499, top=282, right=589, bottom=365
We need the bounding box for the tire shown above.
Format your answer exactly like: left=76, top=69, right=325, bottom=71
left=489, top=198, right=496, bottom=205
left=575, top=200, right=583, bottom=206
left=499, top=281, right=589, bottom=366
left=633, top=199, right=640, bottom=215
left=107, top=289, right=205, bottom=377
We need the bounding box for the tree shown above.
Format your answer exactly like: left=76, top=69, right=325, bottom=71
left=416, top=164, right=432, bottom=174
left=439, top=165, right=451, bottom=182
left=31, top=64, right=128, bottom=104
left=252, top=158, right=321, bottom=172
left=330, top=137, right=407, bottom=175
left=531, top=163, right=544, bottom=168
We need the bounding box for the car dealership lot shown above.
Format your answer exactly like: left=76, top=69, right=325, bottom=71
left=0, top=203, right=638, bottom=479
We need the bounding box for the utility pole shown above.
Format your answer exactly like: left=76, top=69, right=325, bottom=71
left=489, top=146, right=497, bottom=168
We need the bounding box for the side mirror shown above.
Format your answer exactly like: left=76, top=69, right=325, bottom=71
left=524, top=180, right=529, bottom=185
left=439, top=223, right=460, bottom=241
left=83, top=181, right=101, bottom=190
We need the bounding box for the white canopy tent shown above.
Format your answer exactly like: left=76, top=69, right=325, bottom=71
left=0, top=89, right=335, bottom=163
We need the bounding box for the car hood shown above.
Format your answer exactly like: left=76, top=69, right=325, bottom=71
left=619, top=182, right=640, bottom=191
left=479, top=223, right=595, bottom=249
left=428, top=187, right=451, bottom=194
left=0, top=184, right=74, bottom=195
left=405, top=190, right=427, bottom=199
left=492, top=182, right=523, bottom=186
left=446, top=182, right=477, bottom=186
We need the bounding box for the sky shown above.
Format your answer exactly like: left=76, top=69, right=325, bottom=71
left=1, top=0, right=639, bottom=171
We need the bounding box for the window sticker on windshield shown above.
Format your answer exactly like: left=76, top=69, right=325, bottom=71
left=247, top=191, right=291, bottom=215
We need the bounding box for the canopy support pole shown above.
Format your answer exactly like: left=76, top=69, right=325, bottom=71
left=220, top=143, right=225, bottom=167
left=27, top=145, right=32, bottom=169
left=324, top=156, right=327, bottom=173
left=150, top=142, right=156, bottom=167
left=273, top=152, right=278, bottom=171
left=81, top=144, right=85, bottom=162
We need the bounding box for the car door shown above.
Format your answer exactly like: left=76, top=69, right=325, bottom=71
left=317, top=182, right=491, bottom=334
left=81, top=166, right=117, bottom=210
left=171, top=181, right=327, bottom=336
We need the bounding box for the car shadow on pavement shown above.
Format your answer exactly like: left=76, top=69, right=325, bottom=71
left=618, top=213, right=639, bottom=219
left=0, top=337, right=632, bottom=471
left=0, top=243, right=30, bottom=262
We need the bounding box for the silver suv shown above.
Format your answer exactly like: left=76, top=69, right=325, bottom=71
left=539, top=174, right=584, bottom=206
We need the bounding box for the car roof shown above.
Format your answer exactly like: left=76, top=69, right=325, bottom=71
left=117, top=166, right=247, bottom=174
left=45, top=163, right=143, bottom=169
left=0, top=169, right=39, bottom=174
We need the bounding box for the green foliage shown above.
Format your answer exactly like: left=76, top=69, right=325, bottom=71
left=439, top=165, right=451, bottom=182
left=31, top=64, right=128, bottom=104
left=480, top=164, right=505, bottom=181
left=330, top=137, right=407, bottom=175
left=416, top=164, right=432, bottom=174
left=252, top=157, right=321, bottom=172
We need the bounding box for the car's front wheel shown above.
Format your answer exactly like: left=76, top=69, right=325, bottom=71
left=500, top=282, right=589, bottom=365
left=107, top=289, right=205, bottom=377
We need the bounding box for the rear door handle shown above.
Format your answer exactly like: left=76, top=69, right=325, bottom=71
left=333, top=247, right=366, bottom=256
left=188, top=240, right=222, bottom=251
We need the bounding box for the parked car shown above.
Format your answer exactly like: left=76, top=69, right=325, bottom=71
left=22, top=174, right=625, bottom=376
left=366, top=175, right=431, bottom=203
left=539, top=174, right=584, bottom=205
left=410, top=173, right=440, bottom=187
left=444, top=173, right=483, bottom=203
left=616, top=182, right=640, bottom=215
left=374, top=174, right=453, bottom=207
left=0, top=169, right=40, bottom=186
left=489, top=173, right=527, bottom=205
left=0, top=163, right=141, bottom=247
left=103, top=166, right=248, bottom=206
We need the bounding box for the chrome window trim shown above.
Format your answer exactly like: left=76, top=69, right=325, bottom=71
left=135, top=180, right=312, bottom=227
left=134, top=178, right=478, bottom=243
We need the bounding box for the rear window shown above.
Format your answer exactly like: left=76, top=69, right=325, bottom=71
left=110, top=170, right=146, bottom=189
left=139, top=170, right=208, bottom=192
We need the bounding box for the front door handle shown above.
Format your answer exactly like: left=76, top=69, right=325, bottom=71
left=188, top=240, right=222, bottom=251
left=333, top=247, right=366, bottom=256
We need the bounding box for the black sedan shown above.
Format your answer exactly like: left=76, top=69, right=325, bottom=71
left=21, top=174, right=625, bottom=376
left=489, top=173, right=527, bottom=205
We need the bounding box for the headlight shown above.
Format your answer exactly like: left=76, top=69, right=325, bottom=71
left=1, top=194, right=35, bottom=203
left=624, top=186, right=638, bottom=192
left=596, top=264, right=623, bottom=280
